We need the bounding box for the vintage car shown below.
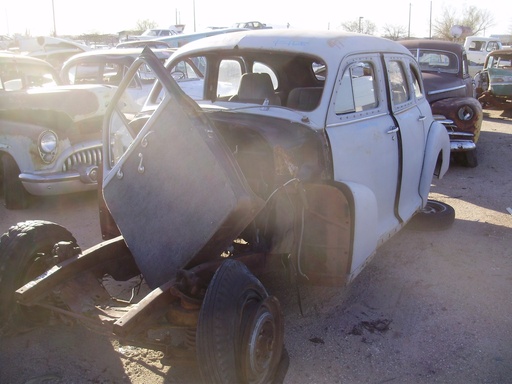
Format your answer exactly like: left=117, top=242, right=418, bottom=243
left=474, top=48, right=512, bottom=116
left=1, top=31, right=452, bottom=383
left=12, top=36, right=92, bottom=70
left=401, top=40, right=483, bottom=167
left=233, top=21, right=272, bottom=29
left=60, top=47, right=206, bottom=103
left=60, top=48, right=177, bottom=111
left=0, top=52, right=116, bottom=209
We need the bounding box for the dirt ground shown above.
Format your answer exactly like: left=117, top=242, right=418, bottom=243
left=0, top=110, right=511, bottom=384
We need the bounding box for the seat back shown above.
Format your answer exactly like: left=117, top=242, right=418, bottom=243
left=287, top=87, right=323, bottom=111
left=230, top=73, right=281, bottom=105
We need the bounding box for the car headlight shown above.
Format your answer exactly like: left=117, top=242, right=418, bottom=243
left=457, top=105, right=475, bottom=121
left=38, top=130, right=58, bottom=163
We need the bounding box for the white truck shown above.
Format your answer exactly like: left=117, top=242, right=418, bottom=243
left=464, top=36, right=503, bottom=76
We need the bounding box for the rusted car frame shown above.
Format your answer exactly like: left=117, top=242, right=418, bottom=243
left=474, top=48, right=512, bottom=115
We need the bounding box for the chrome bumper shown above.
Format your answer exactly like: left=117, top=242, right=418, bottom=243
left=436, top=116, right=476, bottom=153
left=20, top=165, right=99, bottom=196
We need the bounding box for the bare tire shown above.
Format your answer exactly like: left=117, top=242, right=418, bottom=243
left=407, top=200, right=455, bottom=231
left=0, top=220, right=78, bottom=329
left=2, top=154, right=29, bottom=210
left=196, top=259, right=285, bottom=384
left=454, top=150, right=478, bottom=168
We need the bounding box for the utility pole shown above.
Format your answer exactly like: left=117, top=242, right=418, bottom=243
left=193, top=0, right=196, bottom=32
left=52, top=0, right=57, bottom=36
left=359, top=17, right=363, bottom=33
left=408, top=3, right=411, bottom=38
left=429, top=1, right=432, bottom=39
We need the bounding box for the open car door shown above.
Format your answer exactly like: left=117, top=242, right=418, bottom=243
left=101, top=48, right=264, bottom=288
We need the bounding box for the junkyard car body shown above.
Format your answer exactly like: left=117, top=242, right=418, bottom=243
left=233, top=21, right=272, bottom=29
left=99, top=30, right=450, bottom=284
left=0, top=52, right=116, bottom=208
left=401, top=39, right=483, bottom=167
left=60, top=48, right=176, bottom=111
left=474, top=48, right=512, bottom=112
left=115, top=28, right=247, bottom=49
left=11, top=31, right=450, bottom=381
left=12, top=36, right=92, bottom=70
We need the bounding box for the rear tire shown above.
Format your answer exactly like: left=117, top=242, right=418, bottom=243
left=2, top=154, right=30, bottom=210
left=454, top=150, right=478, bottom=168
left=196, top=259, right=285, bottom=384
left=407, top=200, right=455, bottom=231
left=0, top=220, right=78, bottom=330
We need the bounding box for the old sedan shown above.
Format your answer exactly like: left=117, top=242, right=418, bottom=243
left=474, top=48, right=512, bottom=116
left=0, top=52, right=115, bottom=209
left=401, top=39, right=483, bottom=167
left=2, top=30, right=451, bottom=383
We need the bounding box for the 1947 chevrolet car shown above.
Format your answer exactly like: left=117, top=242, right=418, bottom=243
left=401, top=40, right=483, bottom=168
left=0, top=52, right=117, bottom=209
left=0, top=30, right=452, bottom=383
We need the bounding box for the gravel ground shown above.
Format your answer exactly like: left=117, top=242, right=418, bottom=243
left=0, top=109, right=511, bottom=384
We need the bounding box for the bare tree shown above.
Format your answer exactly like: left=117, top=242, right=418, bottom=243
left=340, top=19, right=376, bottom=35
left=433, top=5, right=494, bottom=41
left=135, top=19, right=158, bottom=33
left=382, top=24, right=408, bottom=41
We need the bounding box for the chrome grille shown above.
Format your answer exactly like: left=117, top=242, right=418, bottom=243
left=62, top=147, right=102, bottom=172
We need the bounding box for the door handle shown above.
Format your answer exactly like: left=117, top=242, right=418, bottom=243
left=418, top=115, right=426, bottom=121
left=387, top=126, right=399, bottom=134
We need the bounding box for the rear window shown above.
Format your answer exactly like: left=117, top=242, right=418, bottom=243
left=415, top=49, right=459, bottom=74
left=0, top=62, right=59, bottom=91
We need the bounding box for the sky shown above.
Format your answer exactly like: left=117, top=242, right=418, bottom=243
left=1, top=0, right=511, bottom=39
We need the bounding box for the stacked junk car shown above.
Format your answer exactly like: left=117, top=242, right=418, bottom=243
left=0, top=30, right=454, bottom=383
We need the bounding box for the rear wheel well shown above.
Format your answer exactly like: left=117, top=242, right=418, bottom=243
left=434, top=149, right=444, bottom=177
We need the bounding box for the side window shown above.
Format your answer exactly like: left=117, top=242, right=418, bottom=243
left=169, top=58, right=205, bottom=100
left=387, top=60, right=410, bottom=105
left=218, top=59, right=242, bottom=98
left=487, top=42, right=500, bottom=52
left=410, top=64, right=424, bottom=99
left=67, top=62, right=126, bottom=86
left=335, top=61, right=378, bottom=114
left=66, top=63, right=100, bottom=84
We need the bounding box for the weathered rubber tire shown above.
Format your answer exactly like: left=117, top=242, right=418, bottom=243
left=454, top=150, right=478, bottom=168
left=2, top=154, right=29, bottom=210
left=196, top=259, right=285, bottom=384
left=0, top=220, right=77, bottom=329
left=407, top=200, right=455, bottom=231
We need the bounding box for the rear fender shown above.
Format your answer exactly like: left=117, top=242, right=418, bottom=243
left=419, top=120, right=450, bottom=205
left=334, top=181, right=378, bottom=281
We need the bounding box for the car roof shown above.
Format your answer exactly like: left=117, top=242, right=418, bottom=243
left=172, top=29, right=412, bottom=66
left=63, top=47, right=175, bottom=60
left=400, top=39, right=465, bottom=55
left=0, top=51, right=56, bottom=66
left=488, top=48, right=512, bottom=56
left=60, top=47, right=175, bottom=69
